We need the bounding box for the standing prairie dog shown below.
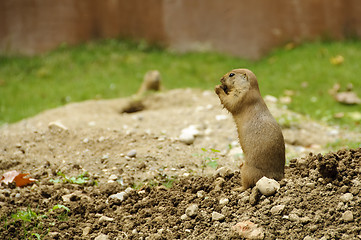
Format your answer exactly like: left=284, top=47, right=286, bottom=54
left=137, top=70, right=162, bottom=95
left=215, top=69, right=285, bottom=190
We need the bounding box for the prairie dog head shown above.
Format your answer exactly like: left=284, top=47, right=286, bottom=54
left=215, top=69, right=260, bottom=114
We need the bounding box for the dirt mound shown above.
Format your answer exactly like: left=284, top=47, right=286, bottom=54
left=1, top=148, right=361, bottom=239
left=1, top=89, right=360, bottom=239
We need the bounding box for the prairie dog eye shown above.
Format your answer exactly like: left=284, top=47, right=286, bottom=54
left=229, top=73, right=235, bottom=77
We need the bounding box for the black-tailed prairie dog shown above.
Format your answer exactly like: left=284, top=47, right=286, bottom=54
left=215, top=68, right=285, bottom=190
left=137, top=70, right=162, bottom=95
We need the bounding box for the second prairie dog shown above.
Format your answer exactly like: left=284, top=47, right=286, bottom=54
left=137, top=70, right=162, bottom=95
left=215, top=68, right=285, bottom=190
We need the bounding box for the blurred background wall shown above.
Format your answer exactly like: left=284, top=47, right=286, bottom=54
left=1, top=0, right=360, bottom=59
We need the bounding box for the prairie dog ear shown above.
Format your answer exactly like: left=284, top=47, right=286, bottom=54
left=240, top=73, right=248, bottom=81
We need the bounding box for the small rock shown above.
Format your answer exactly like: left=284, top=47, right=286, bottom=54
left=196, top=190, right=205, bottom=198
left=303, top=236, right=315, bottom=240
left=48, top=121, right=68, bottom=133
left=256, top=177, right=280, bottom=196
left=305, top=182, right=316, bottom=189
left=270, top=204, right=285, bottom=215
left=185, top=204, right=199, bottom=217
left=340, top=193, right=353, bottom=203
left=249, top=188, right=260, bottom=206
left=231, top=221, right=264, bottom=240
left=179, top=131, right=195, bottom=145
left=99, top=216, right=114, bottom=223
left=58, top=222, right=68, bottom=230
left=83, top=138, right=89, bottom=143
left=108, top=174, right=118, bottom=181
left=179, top=125, right=201, bottom=145
left=109, top=188, right=132, bottom=202
left=289, top=213, right=300, bottom=222
left=342, top=210, right=353, bottom=222
left=180, top=214, right=189, bottom=220
left=95, top=233, right=109, bottom=240
left=82, top=226, right=91, bottom=236
left=219, top=198, right=229, bottom=205
left=127, top=149, right=137, bottom=158
left=213, top=177, right=225, bottom=192
left=212, top=211, right=225, bottom=221
left=47, top=232, right=60, bottom=238
left=215, top=167, right=233, bottom=178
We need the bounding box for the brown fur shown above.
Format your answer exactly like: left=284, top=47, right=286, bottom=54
left=215, top=68, right=285, bottom=190
left=137, top=70, right=162, bottom=95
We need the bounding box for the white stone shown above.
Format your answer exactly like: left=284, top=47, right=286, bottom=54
left=219, top=198, right=229, bottom=205
left=270, top=204, right=285, bottom=215
left=256, top=176, right=280, bottom=196
left=196, top=190, right=205, bottom=198
left=109, top=192, right=126, bottom=201
left=342, top=210, right=353, bottom=222
left=98, top=216, right=114, bottom=223
left=179, top=132, right=195, bottom=145
left=127, top=149, right=137, bottom=158
left=211, top=212, right=225, bottom=221
left=48, top=121, right=68, bottom=132
left=340, top=193, right=353, bottom=203
left=185, top=204, right=199, bottom=217
left=179, top=125, right=201, bottom=144
left=108, top=174, right=117, bottom=181
left=94, top=233, right=109, bottom=240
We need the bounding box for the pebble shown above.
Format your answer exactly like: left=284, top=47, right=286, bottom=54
left=98, top=216, right=114, bottom=223
left=180, top=214, right=189, bottom=220
left=127, top=149, right=137, bottom=158
left=179, top=131, right=195, bottom=145
left=109, top=188, right=133, bottom=202
left=211, top=211, right=225, bottom=221
left=82, top=226, right=91, bottom=236
left=48, top=121, right=68, bottom=132
left=256, top=177, right=280, bottom=196
left=179, top=125, right=200, bottom=144
left=340, top=193, right=353, bottom=202
left=108, top=174, right=117, bottom=181
left=342, top=210, right=353, bottom=222
left=95, top=233, right=109, bottom=240
left=215, top=167, right=233, bottom=178
left=231, top=221, right=264, bottom=240
left=196, top=190, right=205, bottom=198
left=219, top=198, right=229, bottom=205
left=47, top=232, right=60, bottom=238
left=185, top=204, right=199, bottom=217
left=303, top=236, right=315, bottom=240
left=270, top=204, right=285, bottom=215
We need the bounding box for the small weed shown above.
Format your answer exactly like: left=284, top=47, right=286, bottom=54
left=49, top=204, right=70, bottom=221
left=11, top=208, right=35, bottom=222
left=3, top=204, right=71, bottom=239
left=50, top=171, right=97, bottom=185
left=194, top=148, right=220, bottom=172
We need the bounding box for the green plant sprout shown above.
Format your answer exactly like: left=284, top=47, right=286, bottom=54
left=193, top=148, right=220, bottom=172
left=50, top=171, right=96, bottom=185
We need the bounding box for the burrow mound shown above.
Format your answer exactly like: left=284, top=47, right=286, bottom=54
left=1, top=148, right=361, bottom=239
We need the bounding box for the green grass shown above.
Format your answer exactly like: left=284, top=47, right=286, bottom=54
left=0, top=39, right=360, bottom=130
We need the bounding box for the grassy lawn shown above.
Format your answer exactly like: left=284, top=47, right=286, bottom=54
left=0, top=39, right=360, bottom=130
